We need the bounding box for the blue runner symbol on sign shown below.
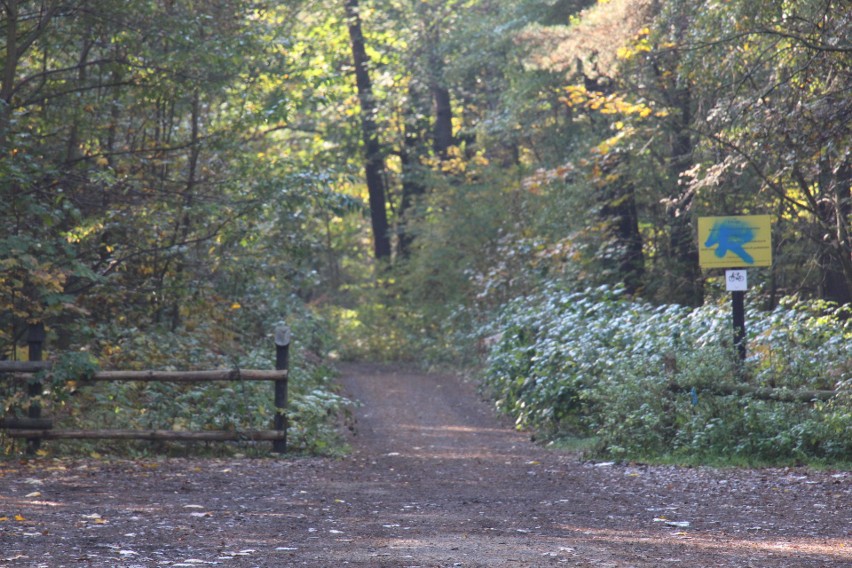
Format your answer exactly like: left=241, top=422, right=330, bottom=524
left=704, top=218, right=755, bottom=264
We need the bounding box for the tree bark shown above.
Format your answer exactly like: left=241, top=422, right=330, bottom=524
left=1, top=0, right=20, bottom=151
left=397, top=79, right=431, bottom=258
left=665, top=84, right=703, bottom=307
left=432, top=83, right=453, bottom=158
left=0, top=0, right=62, bottom=150
left=345, top=0, right=391, bottom=260
left=819, top=155, right=852, bottom=304
left=599, top=153, right=645, bottom=295
left=426, top=24, right=453, bottom=159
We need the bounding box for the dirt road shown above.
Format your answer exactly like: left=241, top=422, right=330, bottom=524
left=1, top=363, right=850, bottom=566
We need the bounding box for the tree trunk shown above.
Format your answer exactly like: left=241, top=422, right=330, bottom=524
left=427, top=30, right=454, bottom=159
left=169, top=90, right=202, bottom=330
left=345, top=0, right=391, bottom=260
left=1, top=0, right=20, bottom=151
left=665, top=85, right=703, bottom=307
left=599, top=153, right=645, bottom=295
left=432, top=84, right=453, bottom=158
left=819, top=155, right=852, bottom=304
left=1, top=0, right=62, bottom=150
left=397, top=79, right=431, bottom=258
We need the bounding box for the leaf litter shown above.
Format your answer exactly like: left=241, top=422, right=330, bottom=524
left=0, top=363, right=849, bottom=567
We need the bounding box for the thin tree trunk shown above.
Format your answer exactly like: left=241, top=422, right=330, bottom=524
left=169, top=90, right=202, bottom=330
left=426, top=27, right=453, bottom=159
left=820, top=155, right=852, bottom=304
left=599, top=153, right=645, bottom=295
left=432, top=84, right=453, bottom=158
left=0, top=0, right=63, bottom=149
left=345, top=0, right=391, bottom=260
left=1, top=0, right=20, bottom=151
left=666, top=85, right=703, bottom=307
left=397, top=80, right=430, bottom=258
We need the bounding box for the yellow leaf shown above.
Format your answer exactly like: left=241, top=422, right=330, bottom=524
left=94, top=518, right=108, bottom=524
left=15, top=514, right=26, bottom=522
left=617, top=46, right=633, bottom=60
left=230, top=302, right=241, bottom=310
left=0, top=516, right=9, bottom=521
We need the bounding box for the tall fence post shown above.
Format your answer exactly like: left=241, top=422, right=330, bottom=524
left=273, top=322, right=291, bottom=454
left=26, top=323, right=46, bottom=455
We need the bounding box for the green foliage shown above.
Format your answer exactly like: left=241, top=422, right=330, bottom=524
left=1, top=302, right=350, bottom=457
left=3, top=0, right=851, bottom=467
left=0, top=1, right=356, bottom=456
left=481, top=285, right=852, bottom=465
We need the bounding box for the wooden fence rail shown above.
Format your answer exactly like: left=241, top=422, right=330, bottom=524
left=1, top=323, right=292, bottom=454
left=5, top=429, right=287, bottom=442
left=2, top=369, right=288, bottom=383
left=693, top=383, right=838, bottom=403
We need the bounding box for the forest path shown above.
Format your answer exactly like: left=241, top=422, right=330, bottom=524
left=318, top=363, right=851, bottom=567
left=1, top=363, right=849, bottom=567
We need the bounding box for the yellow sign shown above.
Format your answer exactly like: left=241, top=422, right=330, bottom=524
left=698, top=215, right=772, bottom=268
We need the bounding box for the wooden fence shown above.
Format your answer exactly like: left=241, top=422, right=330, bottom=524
left=0, top=323, right=292, bottom=454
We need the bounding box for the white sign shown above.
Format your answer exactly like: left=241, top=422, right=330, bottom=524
left=725, top=270, right=748, bottom=291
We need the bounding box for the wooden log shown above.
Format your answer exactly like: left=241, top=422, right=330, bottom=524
left=4, top=369, right=288, bottom=382
left=0, top=361, right=51, bottom=373
left=709, top=384, right=838, bottom=403
left=5, top=429, right=287, bottom=441
left=0, top=417, right=54, bottom=430
left=673, top=383, right=839, bottom=403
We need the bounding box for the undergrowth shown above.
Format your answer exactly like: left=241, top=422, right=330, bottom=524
left=1, top=309, right=351, bottom=458
left=481, top=284, right=852, bottom=467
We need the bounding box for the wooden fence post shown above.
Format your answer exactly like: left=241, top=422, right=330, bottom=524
left=26, top=323, right=46, bottom=455
left=273, top=322, right=291, bottom=454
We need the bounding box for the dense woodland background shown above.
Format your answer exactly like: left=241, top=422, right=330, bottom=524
left=1, top=0, right=850, bottom=462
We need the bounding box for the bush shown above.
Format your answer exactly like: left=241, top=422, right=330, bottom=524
left=480, top=285, right=852, bottom=465
left=2, top=308, right=351, bottom=457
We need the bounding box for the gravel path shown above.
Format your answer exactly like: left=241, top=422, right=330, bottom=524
left=1, top=362, right=849, bottom=567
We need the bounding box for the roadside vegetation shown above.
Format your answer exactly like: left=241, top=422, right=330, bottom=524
left=480, top=286, right=851, bottom=466
left=2, top=0, right=849, bottom=465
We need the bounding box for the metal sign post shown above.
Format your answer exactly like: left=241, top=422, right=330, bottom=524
left=698, top=215, right=772, bottom=368
left=726, top=270, right=747, bottom=364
